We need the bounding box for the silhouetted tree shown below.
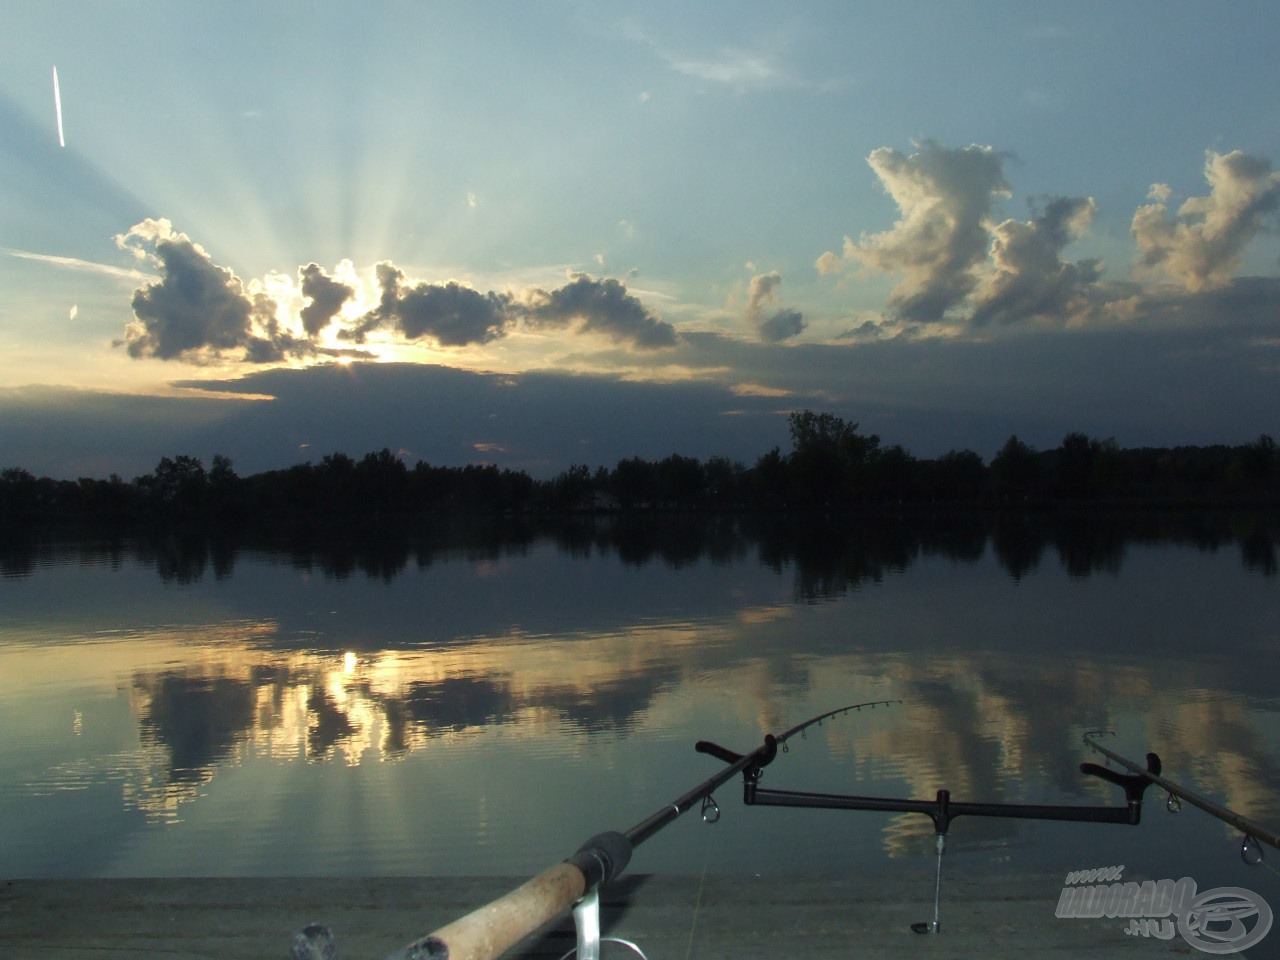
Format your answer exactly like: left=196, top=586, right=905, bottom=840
left=208, top=454, right=241, bottom=517
left=1239, top=435, right=1277, bottom=484
left=6, top=416, right=1280, bottom=525
left=611, top=457, right=655, bottom=509
left=869, top=444, right=917, bottom=501
left=0, top=468, right=42, bottom=520
left=928, top=450, right=988, bottom=502
left=355, top=449, right=409, bottom=513
left=787, top=411, right=880, bottom=506
left=704, top=456, right=742, bottom=508
left=654, top=454, right=704, bottom=507
left=748, top=447, right=789, bottom=508
left=138, top=456, right=208, bottom=515
left=553, top=464, right=594, bottom=509
left=991, top=435, right=1040, bottom=503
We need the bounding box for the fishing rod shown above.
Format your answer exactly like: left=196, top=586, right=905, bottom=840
left=304, top=699, right=897, bottom=960
left=1083, top=730, right=1280, bottom=861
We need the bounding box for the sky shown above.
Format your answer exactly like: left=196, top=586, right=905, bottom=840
left=2, top=1, right=1279, bottom=479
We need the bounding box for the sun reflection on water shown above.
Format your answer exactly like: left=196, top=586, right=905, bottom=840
left=1, top=529, right=1278, bottom=877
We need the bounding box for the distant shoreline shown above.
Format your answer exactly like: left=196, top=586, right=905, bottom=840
left=3, top=411, right=1276, bottom=525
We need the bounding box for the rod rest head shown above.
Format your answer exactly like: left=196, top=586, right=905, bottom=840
left=695, top=740, right=743, bottom=764
left=1080, top=751, right=1162, bottom=810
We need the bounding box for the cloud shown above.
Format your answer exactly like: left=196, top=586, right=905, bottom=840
left=969, top=196, right=1102, bottom=327
left=747, top=271, right=782, bottom=310
left=114, top=223, right=678, bottom=362
left=114, top=219, right=310, bottom=363
left=667, top=50, right=791, bottom=89
left=758, top=309, right=804, bottom=343
left=12, top=309, right=1279, bottom=482
left=630, top=25, right=836, bottom=94
left=818, top=142, right=1280, bottom=334
left=177, top=362, right=790, bottom=476
left=516, top=273, right=678, bottom=348
left=298, top=262, right=355, bottom=337
left=746, top=271, right=806, bottom=342
left=1132, top=150, right=1280, bottom=292
left=350, top=266, right=677, bottom=349
left=821, top=141, right=1011, bottom=325
left=107, top=142, right=1280, bottom=393
left=348, top=262, right=512, bottom=346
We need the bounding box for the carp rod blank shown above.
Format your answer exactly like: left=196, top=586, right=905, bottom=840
left=1084, top=730, right=1280, bottom=856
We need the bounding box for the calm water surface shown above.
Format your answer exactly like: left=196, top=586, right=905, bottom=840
left=2, top=516, right=1278, bottom=899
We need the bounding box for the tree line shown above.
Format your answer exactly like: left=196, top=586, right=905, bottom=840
left=1, top=411, right=1277, bottom=524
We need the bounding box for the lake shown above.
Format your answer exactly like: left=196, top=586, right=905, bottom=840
left=2, top=512, right=1278, bottom=902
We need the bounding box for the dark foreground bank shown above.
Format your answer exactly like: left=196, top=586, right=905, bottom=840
left=0, top=871, right=1218, bottom=960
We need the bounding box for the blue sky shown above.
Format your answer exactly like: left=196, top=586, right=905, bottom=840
left=2, top=2, right=1278, bottom=478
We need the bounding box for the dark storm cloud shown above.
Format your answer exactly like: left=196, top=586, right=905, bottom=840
left=399, top=282, right=510, bottom=345
left=347, top=262, right=512, bottom=346
left=118, top=223, right=265, bottom=360
left=1107, top=274, right=1280, bottom=331
left=7, top=308, right=1279, bottom=483
left=176, top=362, right=789, bottom=477
left=621, top=315, right=1280, bottom=454
left=349, top=266, right=677, bottom=349
left=746, top=271, right=807, bottom=342
left=298, top=262, right=355, bottom=336
left=114, top=220, right=315, bottom=363
left=116, top=225, right=679, bottom=360
left=516, top=273, right=678, bottom=348
left=758, top=308, right=806, bottom=342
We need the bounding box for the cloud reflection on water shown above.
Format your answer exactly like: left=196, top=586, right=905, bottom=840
left=1, top=515, right=1278, bottom=876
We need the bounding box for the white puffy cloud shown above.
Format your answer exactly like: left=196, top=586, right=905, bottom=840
left=111, top=143, right=1280, bottom=374
left=970, top=196, right=1102, bottom=327
left=1132, top=150, right=1280, bottom=292
left=817, top=142, right=1280, bottom=334
left=821, top=141, right=1010, bottom=324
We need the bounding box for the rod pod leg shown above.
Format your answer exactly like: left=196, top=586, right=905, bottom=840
left=911, top=833, right=945, bottom=934
left=573, top=887, right=603, bottom=960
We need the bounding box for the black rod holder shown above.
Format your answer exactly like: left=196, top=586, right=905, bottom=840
left=693, top=738, right=1161, bottom=939
left=721, top=744, right=1160, bottom=832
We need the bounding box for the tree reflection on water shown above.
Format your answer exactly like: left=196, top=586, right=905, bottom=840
left=2, top=511, right=1278, bottom=875
left=2, top=510, right=1276, bottom=587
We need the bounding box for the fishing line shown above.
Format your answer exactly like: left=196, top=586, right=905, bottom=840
left=1253, top=855, right=1280, bottom=879
left=1240, top=835, right=1280, bottom=879
left=682, top=794, right=721, bottom=960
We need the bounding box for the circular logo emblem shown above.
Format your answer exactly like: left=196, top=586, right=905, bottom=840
left=1179, top=886, right=1273, bottom=954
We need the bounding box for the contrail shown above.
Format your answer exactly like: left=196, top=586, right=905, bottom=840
left=53, top=66, right=65, bottom=147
